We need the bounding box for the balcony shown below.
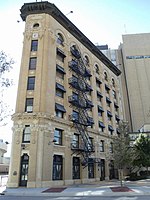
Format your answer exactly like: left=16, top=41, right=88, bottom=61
left=69, top=114, right=94, bottom=127
left=71, top=142, right=94, bottom=153
left=69, top=60, right=79, bottom=73
left=84, top=68, right=92, bottom=77
left=70, top=47, right=81, bottom=59
left=69, top=77, right=92, bottom=92
left=69, top=60, right=91, bottom=78
left=68, top=95, right=93, bottom=109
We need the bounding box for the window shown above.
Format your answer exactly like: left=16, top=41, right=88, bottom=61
left=55, top=103, right=66, bottom=118
left=98, top=105, right=104, bottom=117
left=106, top=97, right=112, bottom=107
left=31, top=40, right=38, bottom=51
left=56, top=48, right=66, bottom=62
left=107, top=111, right=112, bottom=121
left=72, top=134, right=79, bottom=148
left=114, top=103, right=119, bottom=112
left=33, top=23, right=39, bottom=28
left=112, top=90, right=116, bottom=99
left=56, top=64, right=65, bottom=79
left=88, top=158, right=94, bottom=178
left=27, top=77, right=35, bottom=90
left=70, top=45, right=81, bottom=58
left=25, top=98, right=33, bottom=113
left=22, top=125, right=31, bottom=143
left=57, top=33, right=64, bottom=45
left=56, top=89, right=64, bottom=98
left=54, top=128, right=63, bottom=145
left=56, top=83, right=66, bottom=98
left=97, top=91, right=103, bottom=102
left=109, top=142, right=113, bottom=153
left=104, top=72, right=108, bottom=81
left=72, top=110, right=79, bottom=122
left=99, top=140, right=104, bottom=152
left=88, top=137, right=93, bottom=151
left=112, top=78, right=115, bottom=87
left=72, top=157, right=80, bottom=179
left=84, top=55, right=89, bottom=66
left=115, top=115, right=120, bottom=124
left=96, top=78, right=102, bottom=88
left=105, top=84, right=110, bottom=94
left=99, top=121, right=105, bottom=132
left=108, top=125, right=114, bottom=135
left=53, top=155, right=63, bottom=180
left=29, top=57, right=37, bottom=70
left=95, top=64, right=99, bottom=74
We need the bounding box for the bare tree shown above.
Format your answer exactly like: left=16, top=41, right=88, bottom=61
left=0, top=51, right=14, bottom=126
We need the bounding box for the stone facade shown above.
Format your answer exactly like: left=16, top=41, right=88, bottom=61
left=7, top=1, right=122, bottom=188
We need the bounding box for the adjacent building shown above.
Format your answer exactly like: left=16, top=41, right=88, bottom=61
left=0, top=139, right=9, bottom=174
left=118, top=33, right=150, bottom=132
left=8, top=1, right=122, bottom=188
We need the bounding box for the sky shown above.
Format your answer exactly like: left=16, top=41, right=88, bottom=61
left=0, top=0, right=150, bottom=156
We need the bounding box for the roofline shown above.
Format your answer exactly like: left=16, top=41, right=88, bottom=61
left=20, top=1, right=121, bottom=76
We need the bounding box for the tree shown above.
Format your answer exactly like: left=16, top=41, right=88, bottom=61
left=0, top=51, right=14, bottom=126
left=133, top=134, right=150, bottom=175
left=113, top=120, right=133, bottom=186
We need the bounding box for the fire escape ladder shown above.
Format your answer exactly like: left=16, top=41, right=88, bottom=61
left=69, top=45, right=96, bottom=166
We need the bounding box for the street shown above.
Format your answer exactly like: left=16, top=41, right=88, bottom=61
left=0, top=196, right=150, bottom=200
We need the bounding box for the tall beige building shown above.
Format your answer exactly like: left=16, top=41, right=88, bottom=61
left=118, top=33, right=150, bottom=131
left=8, top=1, right=122, bottom=188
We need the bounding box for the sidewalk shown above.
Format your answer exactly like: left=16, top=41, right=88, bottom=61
left=2, top=179, right=150, bottom=196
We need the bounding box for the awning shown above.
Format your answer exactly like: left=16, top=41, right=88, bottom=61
left=107, top=110, right=112, bottom=117
left=114, top=102, right=119, bottom=108
left=55, top=103, right=66, bottom=112
left=56, top=64, right=66, bottom=74
left=99, top=121, right=105, bottom=128
left=56, top=83, right=66, bottom=92
left=98, top=105, right=104, bottom=112
left=96, top=77, right=102, bottom=84
left=108, top=125, right=114, bottom=131
left=57, top=48, right=66, bottom=57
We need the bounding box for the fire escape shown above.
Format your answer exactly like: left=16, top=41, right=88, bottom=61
left=68, top=45, right=95, bottom=167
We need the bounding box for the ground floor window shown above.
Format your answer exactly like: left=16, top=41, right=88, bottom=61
left=88, top=158, right=94, bottom=178
left=72, top=157, right=80, bottom=179
left=52, top=155, right=63, bottom=180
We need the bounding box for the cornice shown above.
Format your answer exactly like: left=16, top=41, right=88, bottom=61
left=20, top=1, right=121, bottom=76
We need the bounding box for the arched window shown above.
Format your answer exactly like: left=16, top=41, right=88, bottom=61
left=33, top=23, right=39, bottom=28
left=104, top=72, right=108, bottom=81
left=84, top=55, right=89, bottom=66
left=57, top=33, right=64, bottom=45
left=112, top=78, right=115, bottom=87
left=95, top=64, right=99, bottom=74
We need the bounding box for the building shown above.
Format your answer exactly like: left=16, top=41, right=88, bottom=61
left=0, top=139, right=10, bottom=174
left=7, top=1, right=122, bottom=188
left=118, top=33, right=150, bottom=132
left=97, top=45, right=118, bottom=66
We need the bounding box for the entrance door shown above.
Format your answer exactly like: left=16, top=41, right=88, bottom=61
left=100, top=159, right=105, bottom=181
left=19, top=154, right=29, bottom=187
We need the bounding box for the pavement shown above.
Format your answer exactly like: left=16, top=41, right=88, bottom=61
left=1, top=179, right=150, bottom=197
